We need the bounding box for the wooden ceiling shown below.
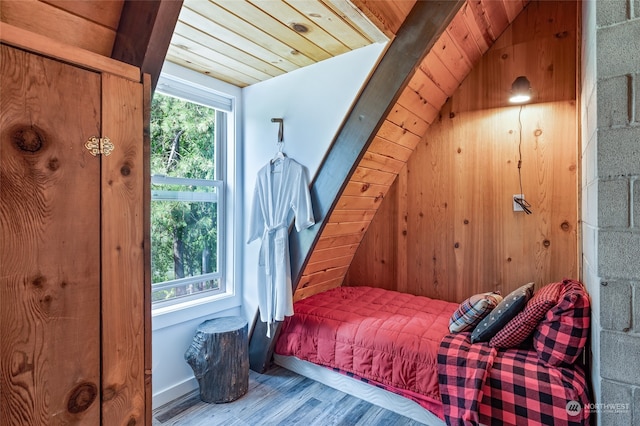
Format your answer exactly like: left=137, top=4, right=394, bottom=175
left=167, top=0, right=389, bottom=87
left=0, top=1, right=411, bottom=89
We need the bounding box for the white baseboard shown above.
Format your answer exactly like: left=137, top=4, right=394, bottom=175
left=152, top=376, right=199, bottom=410
left=273, top=354, right=446, bottom=426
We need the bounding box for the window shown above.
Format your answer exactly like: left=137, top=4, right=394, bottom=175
left=150, top=72, right=234, bottom=309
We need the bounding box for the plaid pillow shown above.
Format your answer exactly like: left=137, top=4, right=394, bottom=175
left=449, top=292, right=503, bottom=333
left=471, top=282, right=534, bottom=343
left=489, top=282, right=562, bottom=348
left=533, top=279, right=590, bottom=366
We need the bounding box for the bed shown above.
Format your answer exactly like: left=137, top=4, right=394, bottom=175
left=274, top=286, right=458, bottom=423
left=274, top=281, right=591, bottom=425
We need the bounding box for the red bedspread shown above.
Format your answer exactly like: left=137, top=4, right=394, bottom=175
left=274, top=286, right=459, bottom=417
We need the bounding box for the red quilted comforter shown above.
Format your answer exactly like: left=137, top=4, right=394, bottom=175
left=274, top=286, right=459, bottom=417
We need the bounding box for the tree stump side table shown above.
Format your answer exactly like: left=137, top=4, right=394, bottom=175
left=184, top=316, right=249, bottom=403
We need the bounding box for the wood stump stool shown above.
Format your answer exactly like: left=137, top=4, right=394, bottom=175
left=184, top=316, right=249, bottom=403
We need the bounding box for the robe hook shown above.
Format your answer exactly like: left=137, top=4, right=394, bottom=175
left=271, top=118, right=284, bottom=143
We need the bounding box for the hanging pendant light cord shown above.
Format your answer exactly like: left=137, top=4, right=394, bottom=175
left=515, top=105, right=532, bottom=214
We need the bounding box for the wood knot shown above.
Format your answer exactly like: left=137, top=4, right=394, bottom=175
left=560, top=221, right=571, bottom=231
left=457, top=147, right=462, bottom=154
left=501, top=53, right=509, bottom=60
left=13, top=126, right=44, bottom=152
left=507, top=257, right=512, bottom=262
left=463, top=219, right=469, bottom=224
left=67, top=382, right=97, bottom=414
left=555, top=31, right=569, bottom=39
left=360, top=183, right=369, bottom=192
left=120, top=164, right=131, bottom=176
left=543, top=239, right=551, bottom=248
left=48, top=158, right=60, bottom=171
left=449, top=112, right=455, bottom=119
left=127, top=418, right=137, bottom=426
left=534, top=129, right=543, bottom=137
left=454, top=242, right=460, bottom=248
left=32, top=275, right=46, bottom=287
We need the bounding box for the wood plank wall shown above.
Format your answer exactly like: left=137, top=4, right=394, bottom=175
left=294, top=0, right=533, bottom=302
left=0, top=0, right=123, bottom=56
left=344, top=0, right=578, bottom=302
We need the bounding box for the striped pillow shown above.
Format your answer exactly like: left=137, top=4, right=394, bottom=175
left=449, top=292, right=503, bottom=333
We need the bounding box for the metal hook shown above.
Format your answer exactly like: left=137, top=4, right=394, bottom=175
left=271, top=118, right=283, bottom=143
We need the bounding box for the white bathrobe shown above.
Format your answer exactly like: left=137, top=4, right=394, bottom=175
left=247, top=157, right=314, bottom=337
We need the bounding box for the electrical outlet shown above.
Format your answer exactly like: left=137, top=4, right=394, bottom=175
left=513, top=194, right=525, bottom=212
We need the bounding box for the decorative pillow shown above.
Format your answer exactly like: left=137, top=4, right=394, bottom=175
left=533, top=279, right=590, bottom=366
left=489, top=282, right=562, bottom=348
left=448, top=292, right=503, bottom=333
left=471, top=282, right=534, bottom=343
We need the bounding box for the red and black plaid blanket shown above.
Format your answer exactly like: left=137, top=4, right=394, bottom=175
left=437, top=332, right=590, bottom=425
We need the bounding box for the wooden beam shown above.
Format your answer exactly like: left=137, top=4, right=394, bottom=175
left=248, top=0, right=465, bottom=373
left=111, top=0, right=183, bottom=92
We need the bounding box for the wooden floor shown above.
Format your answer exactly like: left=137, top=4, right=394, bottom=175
left=152, top=365, right=428, bottom=425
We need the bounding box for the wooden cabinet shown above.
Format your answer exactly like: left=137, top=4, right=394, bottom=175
left=1, top=36, right=149, bottom=425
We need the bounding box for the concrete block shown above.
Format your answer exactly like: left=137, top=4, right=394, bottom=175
left=582, top=223, right=598, bottom=269
left=599, top=230, right=640, bottom=279
left=634, top=179, right=640, bottom=228
left=600, top=280, right=632, bottom=331
left=598, top=179, right=629, bottom=227
left=634, top=282, right=640, bottom=332
left=597, top=127, right=640, bottom=177
left=581, top=40, right=596, bottom=108
left=597, top=20, right=640, bottom=78
left=583, top=131, right=597, bottom=186
left=583, top=180, right=598, bottom=226
left=634, top=387, right=640, bottom=426
left=635, top=73, right=640, bottom=125
left=597, top=76, right=629, bottom=128
left=599, top=379, right=633, bottom=425
left=600, top=331, right=640, bottom=385
left=596, top=0, right=628, bottom=27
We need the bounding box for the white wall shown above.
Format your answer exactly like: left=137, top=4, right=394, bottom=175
left=241, top=42, right=386, bottom=328
left=151, top=62, right=244, bottom=408
left=152, top=43, right=386, bottom=408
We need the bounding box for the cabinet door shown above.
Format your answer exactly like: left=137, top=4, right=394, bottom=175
left=1, top=44, right=147, bottom=425
left=1, top=44, right=102, bottom=424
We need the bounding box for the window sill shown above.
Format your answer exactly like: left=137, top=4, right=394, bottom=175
left=151, top=289, right=241, bottom=331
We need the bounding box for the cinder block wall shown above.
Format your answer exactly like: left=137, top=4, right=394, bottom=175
left=582, top=1, right=640, bottom=424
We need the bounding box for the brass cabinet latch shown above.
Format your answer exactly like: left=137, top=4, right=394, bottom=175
left=85, top=136, right=114, bottom=156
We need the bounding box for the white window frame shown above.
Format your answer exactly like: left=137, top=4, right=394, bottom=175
left=151, top=62, right=242, bottom=329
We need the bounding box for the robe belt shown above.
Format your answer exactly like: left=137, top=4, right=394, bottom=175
left=261, top=222, right=287, bottom=276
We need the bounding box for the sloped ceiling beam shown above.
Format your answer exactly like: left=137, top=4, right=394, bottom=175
left=249, top=0, right=465, bottom=373
left=111, top=0, right=183, bottom=91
